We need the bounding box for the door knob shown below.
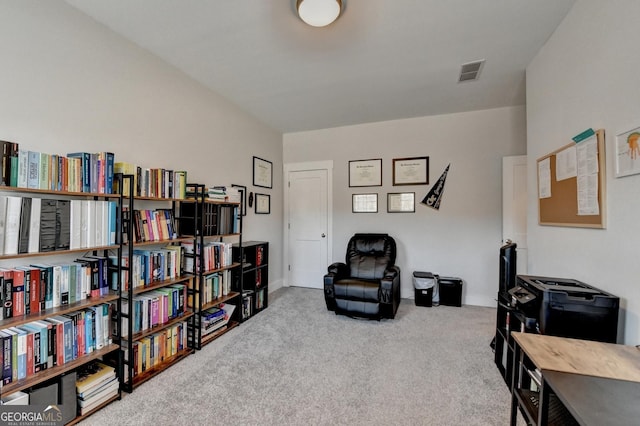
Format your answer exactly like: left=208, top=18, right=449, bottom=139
left=321, top=233, right=326, bottom=238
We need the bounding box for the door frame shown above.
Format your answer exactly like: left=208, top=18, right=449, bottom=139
left=283, top=160, right=333, bottom=288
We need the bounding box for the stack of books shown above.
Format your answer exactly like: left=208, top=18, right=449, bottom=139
left=200, top=303, right=235, bottom=337
left=75, top=361, right=118, bottom=416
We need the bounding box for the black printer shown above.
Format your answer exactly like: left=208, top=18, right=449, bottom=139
left=508, top=275, right=619, bottom=343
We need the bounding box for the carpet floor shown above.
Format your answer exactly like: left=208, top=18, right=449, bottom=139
left=80, top=287, right=513, bottom=425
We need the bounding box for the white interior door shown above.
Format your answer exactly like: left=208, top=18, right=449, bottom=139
left=285, top=163, right=332, bottom=289
left=502, top=155, right=528, bottom=274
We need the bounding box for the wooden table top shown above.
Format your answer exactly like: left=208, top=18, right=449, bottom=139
left=512, top=332, right=640, bottom=382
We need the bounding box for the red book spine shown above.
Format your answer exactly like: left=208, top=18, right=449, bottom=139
left=25, top=331, right=34, bottom=377
left=29, top=270, right=39, bottom=314
left=11, top=270, right=25, bottom=317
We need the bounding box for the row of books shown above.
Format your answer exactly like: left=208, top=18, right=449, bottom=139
left=200, top=303, right=235, bottom=337
left=127, top=321, right=187, bottom=379
left=75, top=361, right=119, bottom=416
left=114, top=162, right=187, bottom=199
left=130, top=208, right=178, bottom=243
left=0, top=141, right=191, bottom=200
left=120, top=283, right=186, bottom=337
left=179, top=203, right=239, bottom=236
left=241, top=291, right=254, bottom=320
left=0, top=303, right=112, bottom=385
left=131, top=247, right=182, bottom=288
left=0, top=196, right=117, bottom=256
left=110, top=246, right=183, bottom=292
left=182, top=241, right=233, bottom=274
left=256, top=288, right=266, bottom=310
left=200, top=270, right=232, bottom=307
left=0, top=257, right=111, bottom=320
left=0, top=142, right=116, bottom=194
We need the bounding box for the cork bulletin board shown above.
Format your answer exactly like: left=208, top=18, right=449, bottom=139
left=537, top=129, right=606, bottom=228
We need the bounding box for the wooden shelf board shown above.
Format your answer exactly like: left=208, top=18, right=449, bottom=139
left=131, top=349, right=194, bottom=389
left=0, top=343, right=120, bottom=396
left=0, top=185, right=120, bottom=198
left=0, top=294, right=119, bottom=329
left=200, top=321, right=239, bottom=346
left=200, top=292, right=241, bottom=311
left=0, top=245, right=120, bottom=261
left=129, top=275, right=193, bottom=296
left=124, top=312, right=194, bottom=342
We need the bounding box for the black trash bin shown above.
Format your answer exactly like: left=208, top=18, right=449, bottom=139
left=413, top=271, right=438, bottom=307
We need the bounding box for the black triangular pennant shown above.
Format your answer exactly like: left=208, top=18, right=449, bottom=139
left=421, top=164, right=450, bottom=210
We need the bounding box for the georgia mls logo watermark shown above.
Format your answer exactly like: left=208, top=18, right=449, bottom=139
left=0, top=405, right=64, bottom=426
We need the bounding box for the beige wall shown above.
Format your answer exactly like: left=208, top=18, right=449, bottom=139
left=284, top=106, right=527, bottom=306
left=0, top=0, right=284, bottom=287
left=527, top=0, right=640, bottom=344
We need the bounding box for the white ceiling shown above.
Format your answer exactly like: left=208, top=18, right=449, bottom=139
left=64, top=0, right=576, bottom=133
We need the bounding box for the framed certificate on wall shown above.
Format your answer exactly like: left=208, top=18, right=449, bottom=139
left=349, top=159, right=382, bottom=187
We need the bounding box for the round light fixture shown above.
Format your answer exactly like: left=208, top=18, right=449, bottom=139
left=296, top=0, right=342, bottom=27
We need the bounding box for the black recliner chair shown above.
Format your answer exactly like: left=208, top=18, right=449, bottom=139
left=324, top=233, right=401, bottom=319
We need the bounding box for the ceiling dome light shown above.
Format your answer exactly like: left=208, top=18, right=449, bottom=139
left=297, top=0, right=342, bottom=27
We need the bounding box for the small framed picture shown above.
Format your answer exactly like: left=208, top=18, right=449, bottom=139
left=387, top=192, right=415, bottom=213
left=349, top=159, right=382, bottom=187
left=255, top=193, right=270, bottom=214
left=352, top=193, right=378, bottom=213
left=392, top=157, right=429, bottom=185
left=615, top=126, right=640, bottom=178
left=253, top=156, right=273, bottom=188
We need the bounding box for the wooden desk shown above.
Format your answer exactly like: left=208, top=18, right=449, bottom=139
left=509, top=333, right=640, bottom=425
left=511, top=332, right=640, bottom=382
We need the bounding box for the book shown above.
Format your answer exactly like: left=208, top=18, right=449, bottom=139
left=75, top=257, right=100, bottom=298
left=67, top=152, right=90, bottom=193
left=17, top=196, right=31, bottom=254
left=0, top=141, right=13, bottom=186
left=38, top=199, right=57, bottom=252
left=0, top=196, right=7, bottom=255
left=11, top=268, right=25, bottom=317
left=0, top=330, right=13, bottom=384
left=27, top=151, right=39, bottom=189
left=7, top=327, right=27, bottom=380
left=76, top=361, right=116, bottom=395
left=0, top=269, right=14, bottom=318
left=17, top=149, right=28, bottom=188
left=27, top=197, right=41, bottom=253
left=30, top=264, right=52, bottom=310
left=69, top=199, right=82, bottom=250
left=55, top=199, right=70, bottom=250
left=4, top=196, right=22, bottom=255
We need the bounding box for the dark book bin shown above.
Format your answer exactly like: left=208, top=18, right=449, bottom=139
left=438, top=277, right=463, bottom=307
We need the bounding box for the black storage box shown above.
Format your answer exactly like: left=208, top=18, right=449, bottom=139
left=414, top=288, right=433, bottom=307
left=439, top=276, right=463, bottom=306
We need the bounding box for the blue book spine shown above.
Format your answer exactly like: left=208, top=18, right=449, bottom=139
left=63, top=319, right=73, bottom=363
left=84, top=309, right=94, bottom=353
left=105, top=152, right=114, bottom=194
left=67, top=152, right=90, bottom=192
left=108, top=201, right=117, bottom=245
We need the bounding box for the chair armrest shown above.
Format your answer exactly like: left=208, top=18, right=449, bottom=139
left=324, top=262, right=348, bottom=312
left=326, top=262, right=349, bottom=281
left=380, top=266, right=400, bottom=305
left=383, top=265, right=400, bottom=281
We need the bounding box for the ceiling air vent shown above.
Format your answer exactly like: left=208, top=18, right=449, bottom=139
left=458, top=60, right=485, bottom=83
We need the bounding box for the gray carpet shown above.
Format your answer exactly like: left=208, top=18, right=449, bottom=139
left=80, top=287, right=513, bottom=425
